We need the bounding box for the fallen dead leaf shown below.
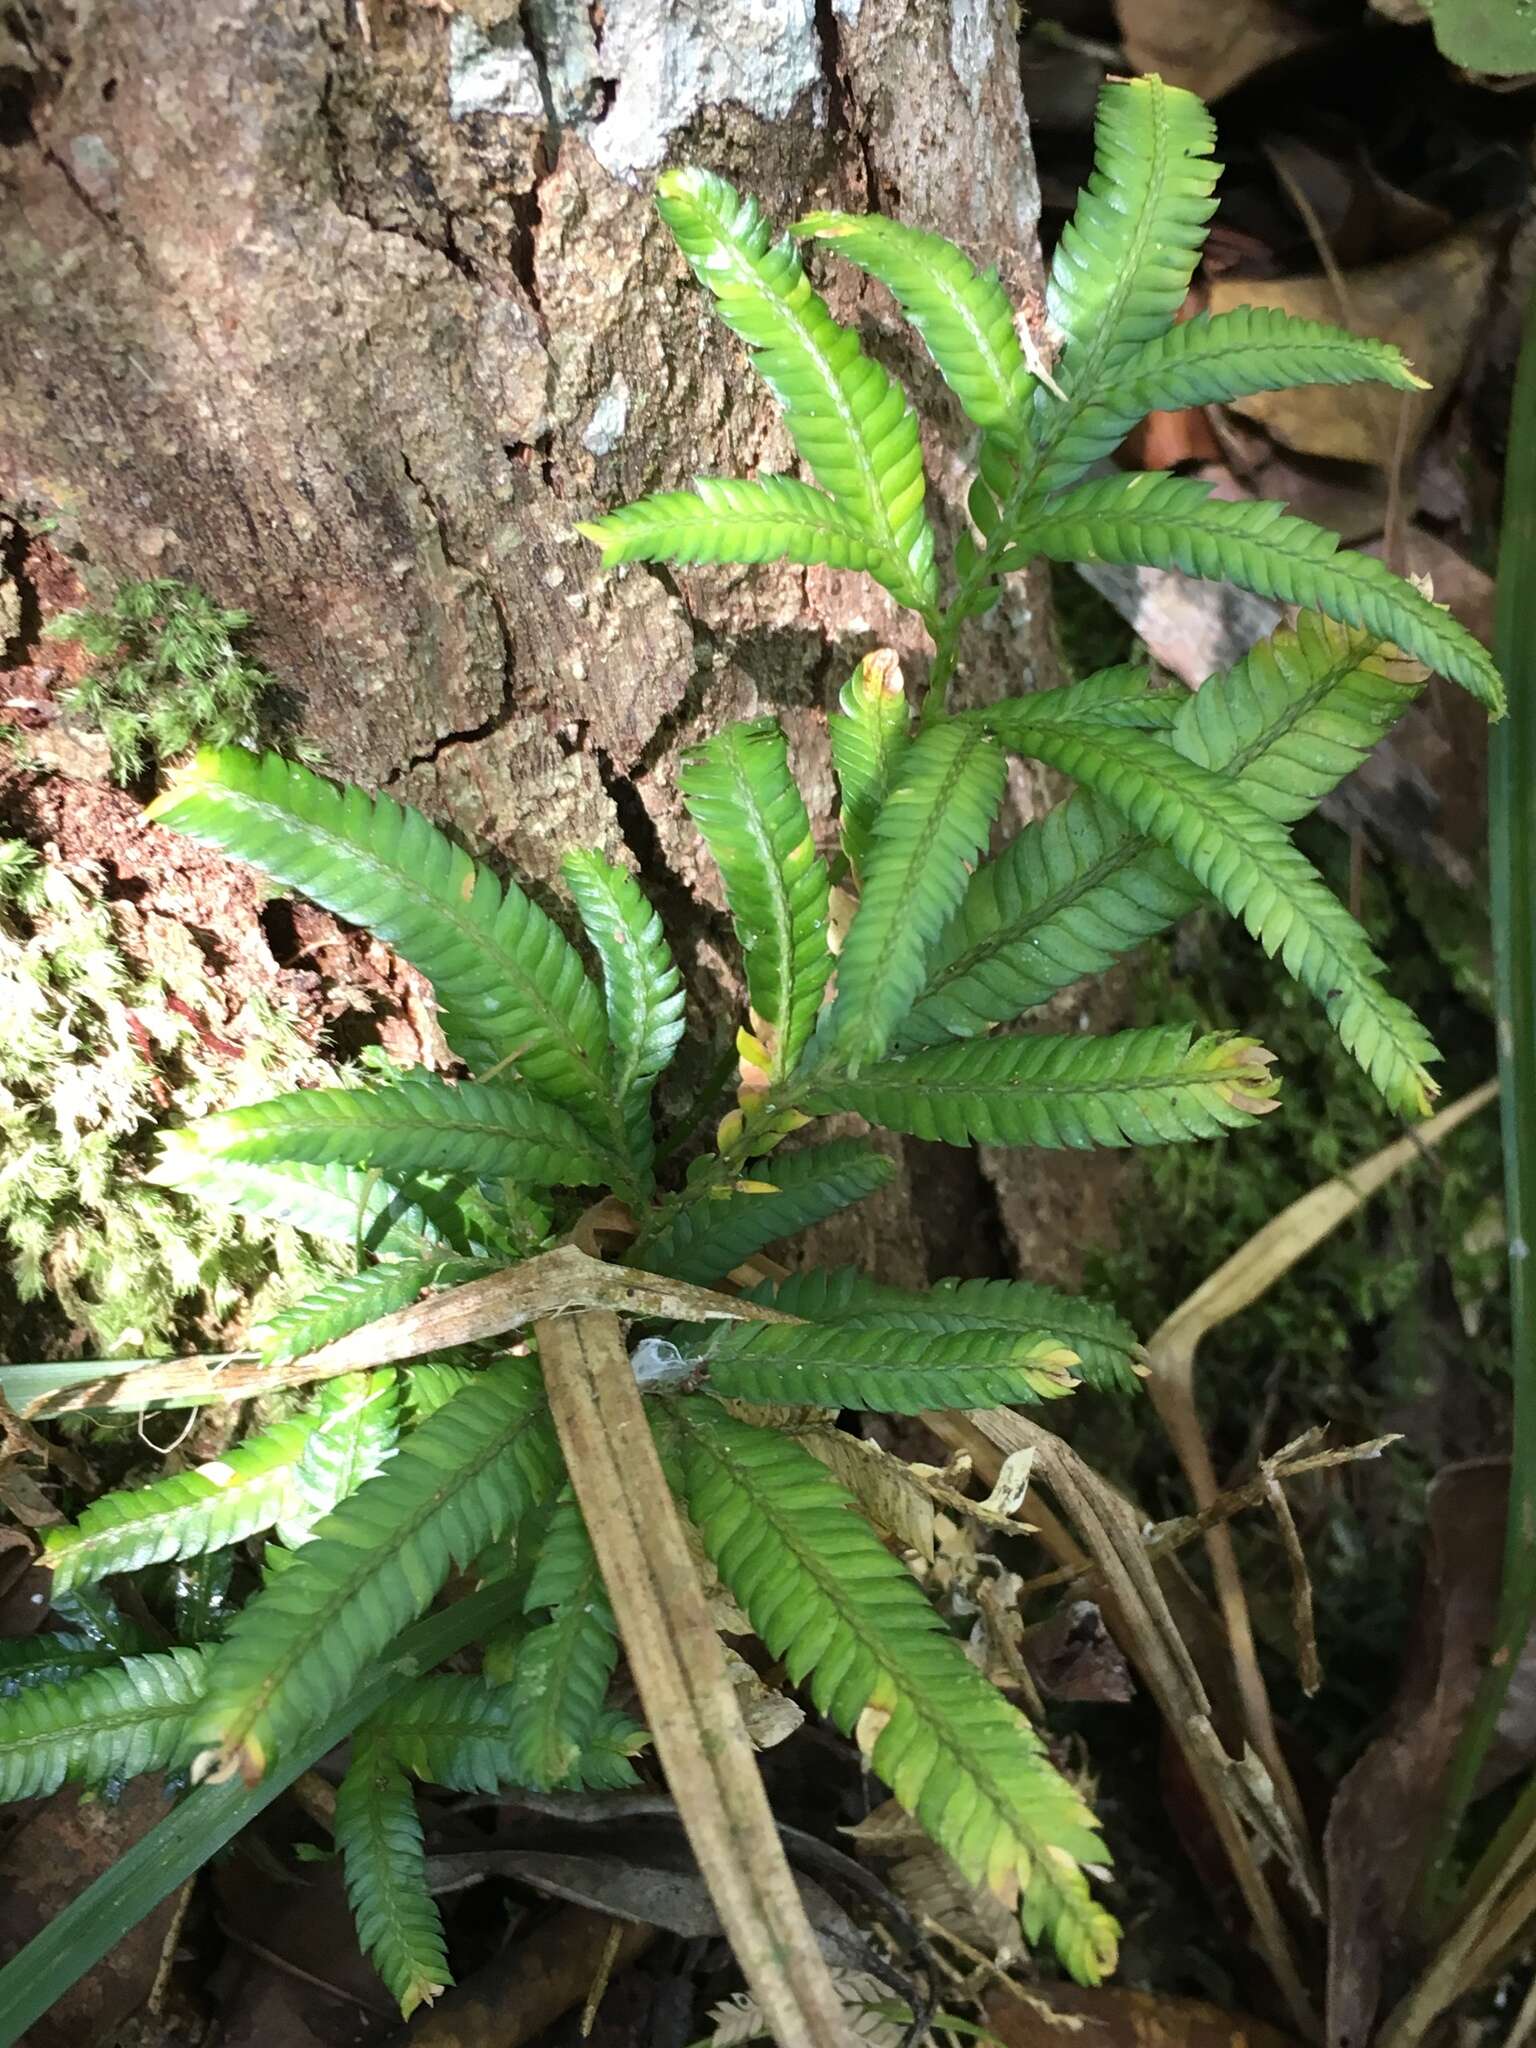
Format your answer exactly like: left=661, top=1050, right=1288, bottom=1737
left=988, top=1982, right=1304, bottom=2047
left=1022, top=1600, right=1136, bottom=1705
left=1112, top=0, right=1322, bottom=100
left=1207, top=230, right=1498, bottom=466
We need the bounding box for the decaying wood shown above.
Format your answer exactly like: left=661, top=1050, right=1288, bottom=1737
left=535, top=1308, right=852, bottom=2048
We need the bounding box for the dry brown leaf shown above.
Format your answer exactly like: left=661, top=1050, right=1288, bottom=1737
left=1207, top=230, right=1497, bottom=466
left=845, top=1801, right=1022, bottom=1964
left=988, top=1982, right=1304, bottom=2047
left=720, top=1645, right=805, bottom=1750
left=796, top=1426, right=938, bottom=1563
left=1113, top=0, right=1322, bottom=100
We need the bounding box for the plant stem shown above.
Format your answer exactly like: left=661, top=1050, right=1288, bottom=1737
left=1416, top=277, right=1536, bottom=1926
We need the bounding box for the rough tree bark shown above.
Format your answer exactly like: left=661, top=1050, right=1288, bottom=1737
left=0, top=0, right=1121, bottom=1281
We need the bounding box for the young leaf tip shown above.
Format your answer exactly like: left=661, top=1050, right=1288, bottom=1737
left=1211, top=1037, right=1282, bottom=1117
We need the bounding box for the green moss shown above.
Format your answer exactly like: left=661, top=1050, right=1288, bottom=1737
left=0, top=838, right=345, bottom=1357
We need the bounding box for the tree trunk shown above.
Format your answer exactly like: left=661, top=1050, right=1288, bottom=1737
left=0, top=0, right=1120, bottom=1281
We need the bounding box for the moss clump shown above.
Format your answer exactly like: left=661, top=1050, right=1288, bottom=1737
left=41, top=579, right=286, bottom=784
left=0, top=837, right=344, bottom=1356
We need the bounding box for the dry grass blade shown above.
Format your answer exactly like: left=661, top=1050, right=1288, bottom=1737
left=535, top=1307, right=852, bottom=2048
left=13, top=1245, right=798, bottom=1418
left=1145, top=1079, right=1498, bottom=1839
left=924, top=1405, right=1319, bottom=2040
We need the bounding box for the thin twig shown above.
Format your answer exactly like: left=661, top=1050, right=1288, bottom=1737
left=1266, top=1476, right=1321, bottom=1697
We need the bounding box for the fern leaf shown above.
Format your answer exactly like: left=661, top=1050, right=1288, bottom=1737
left=670, top=1401, right=1118, bottom=1983
left=637, top=1140, right=895, bottom=1286
left=0, top=1648, right=207, bottom=1801
left=826, top=722, right=1006, bottom=1072
left=336, top=1733, right=450, bottom=2018
left=829, top=650, right=911, bottom=885
left=187, top=1360, right=560, bottom=1779
left=148, top=751, right=616, bottom=1118
left=654, top=168, right=936, bottom=612
left=681, top=719, right=831, bottom=1081
left=375, top=1675, right=644, bottom=1794
left=0, top=1634, right=124, bottom=1696
left=1048, top=307, right=1427, bottom=481
left=282, top=1370, right=401, bottom=1544
left=749, top=1267, right=1143, bottom=1396
left=688, top=1321, right=1079, bottom=1413
left=575, top=476, right=887, bottom=574
left=1001, top=474, right=1505, bottom=713
left=505, top=1498, right=619, bottom=1789
left=147, top=1154, right=467, bottom=1257
left=44, top=1420, right=318, bottom=1593
left=981, top=707, right=1444, bottom=1114
left=1047, top=75, right=1219, bottom=388
left=809, top=1026, right=1280, bottom=1148
left=562, top=849, right=686, bottom=1182
left=254, top=1260, right=490, bottom=1365
left=794, top=213, right=1032, bottom=443
left=155, top=1072, right=624, bottom=1190
left=905, top=616, right=1424, bottom=1044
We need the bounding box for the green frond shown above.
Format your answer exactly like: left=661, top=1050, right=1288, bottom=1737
left=254, top=1260, right=490, bottom=1365
left=0, top=1648, right=207, bottom=1801
left=637, top=1140, right=896, bottom=1286
left=373, top=1675, right=643, bottom=1794
left=654, top=168, right=936, bottom=612
left=829, top=650, right=911, bottom=885
left=146, top=1153, right=468, bottom=1258
left=826, top=722, right=1006, bottom=1072
left=562, top=849, right=686, bottom=1182
left=45, top=1419, right=318, bottom=1593
left=809, top=1026, right=1280, bottom=1148
left=505, top=1498, right=620, bottom=1789
left=680, top=718, right=831, bottom=1081
left=669, top=1401, right=1118, bottom=1984
left=1023, top=663, right=1182, bottom=728
left=336, top=1734, right=450, bottom=2018
left=794, top=213, right=1032, bottom=444
left=186, top=1360, right=560, bottom=1779
left=154, top=1072, right=624, bottom=1192
left=148, top=751, right=616, bottom=1115
left=0, top=1634, right=124, bottom=1695
left=687, top=1320, right=1079, bottom=1413
left=906, top=615, right=1423, bottom=1045
left=575, top=476, right=887, bottom=574
left=1049, top=307, right=1428, bottom=480
left=1047, top=75, right=1219, bottom=391
left=748, top=1267, right=1144, bottom=1396
left=982, top=707, right=1444, bottom=1115
left=284, top=1370, right=401, bottom=1539
left=1001, top=474, right=1505, bottom=713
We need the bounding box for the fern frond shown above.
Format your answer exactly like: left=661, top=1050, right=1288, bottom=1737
left=1049, top=306, right=1427, bottom=479
left=562, top=849, right=686, bottom=1182
left=826, top=722, right=1006, bottom=1072
left=809, top=1026, right=1280, bottom=1147
left=575, top=476, right=886, bottom=574
left=505, top=1498, right=619, bottom=1789
left=981, top=708, right=1444, bottom=1114
left=749, top=1268, right=1144, bottom=1396
left=0, top=1648, right=207, bottom=1801
left=1047, top=75, right=1219, bottom=389
left=654, top=168, right=936, bottom=612
left=282, top=1370, right=401, bottom=1543
left=255, top=1260, right=491, bottom=1365
left=637, top=1140, right=896, bottom=1285
left=0, top=1634, right=123, bottom=1695
left=829, top=650, right=911, bottom=885
left=680, top=718, right=831, bottom=1081
left=689, top=1321, right=1079, bottom=1413
left=148, top=751, right=616, bottom=1115
left=1001, top=474, right=1505, bottom=713
left=375, top=1675, right=644, bottom=1793
left=187, top=1360, right=560, bottom=1779
left=794, top=213, right=1032, bottom=443
left=147, top=1153, right=467, bottom=1257
left=905, top=616, right=1424, bottom=1044
left=155, top=1072, right=624, bottom=1190
left=336, top=1734, right=450, bottom=2018
left=670, top=1401, right=1118, bottom=1984
left=45, top=1420, right=318, bottom=1593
